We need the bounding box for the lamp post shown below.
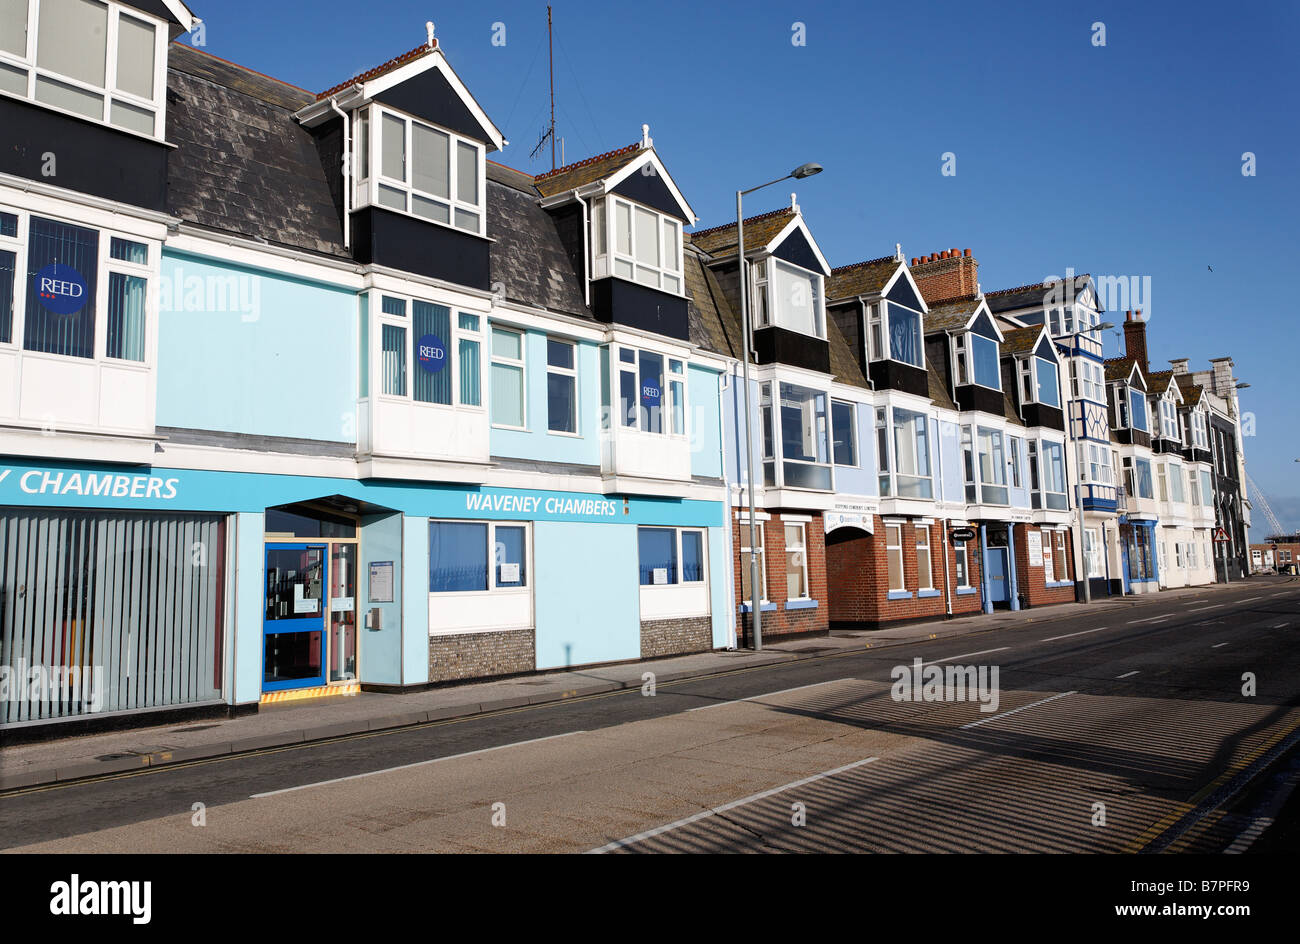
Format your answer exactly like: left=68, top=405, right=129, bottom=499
left=737, top=162, right=822, bottom=651
left=1060, top=322, right=1113, bottom=604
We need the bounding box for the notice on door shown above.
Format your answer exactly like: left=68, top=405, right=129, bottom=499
left=293, top=583, right=318, bottom=614
left=369, top=561, right=394, bottom=603
left=1027, top=531, right=1043, bottom=568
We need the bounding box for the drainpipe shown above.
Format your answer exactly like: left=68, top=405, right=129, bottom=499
left=328, top=96, right=351, bottom=251
left=941, top=517, right=953, bottom=617
left=575, top=192, right=591, bottom=308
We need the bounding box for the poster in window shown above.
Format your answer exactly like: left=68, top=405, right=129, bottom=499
left=1027, top=531, right=1042, bottom=568
left=368, top=561, right=395, bottom=603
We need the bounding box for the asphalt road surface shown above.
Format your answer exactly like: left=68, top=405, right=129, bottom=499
left=2, top=578, right=1297, bottom=853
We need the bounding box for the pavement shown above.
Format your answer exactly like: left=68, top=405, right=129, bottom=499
left=0, top=581, right=1253, bottom=792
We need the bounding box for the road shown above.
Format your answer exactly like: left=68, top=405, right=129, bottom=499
left=2, top=578, right=1297, bottom=853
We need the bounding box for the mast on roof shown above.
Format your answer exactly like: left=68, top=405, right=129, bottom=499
left=529, top=5, right=557, bottom=170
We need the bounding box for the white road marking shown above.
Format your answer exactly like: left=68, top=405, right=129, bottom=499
left=959, top=691, right=1077, bottom=730
left=1237, top=596, right=1262, bottom=603
left=1187, top=604, right=1224, bottom=612
left=1225, top=817, right=1274, bottom=855
left=1273, top=623, right=1289, bottom=629
left=250, top=730, right=586, bottom=798
left=1041, top=626, right=1109, bottom=642
left=1116, top=670, right=1141, bottom=679
left=923, top=647, right=1010, bottom=666
left=686, top=677, right=856, bottom=712
left=1127, top=616, right=1169, bottom=624
left=1211, top=643, right=1228, bottom=649
left=587, top=756, right=880, bottom=853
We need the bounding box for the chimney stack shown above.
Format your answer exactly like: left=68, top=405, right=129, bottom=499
left=1123, top=309, right=1149, bottom=373
left=910, top=247, right=980, bottom=304
left=1169, top=358, right=1190, bottom=374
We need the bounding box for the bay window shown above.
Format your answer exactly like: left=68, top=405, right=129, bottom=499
left=1201, top=469, right=1213, bottom=505
left=831, top=399, right=857, bottom=466
left=867, top=303, right=885, bottom=360
left=891, top=407, right=932, bottom=499
left=1157, top=462, right=1168, bottom=502
left=613, top=344, right=687, bottom=436
left=1124, top=456, right=1154, bottom=500
left=778, top=382, right=831, bottom=489
left=1159, top=398, right=1180, bottom=441
left=976, top=426, right=1008, bottom=505
left=956, top=332, right=1000, bottom=389
left=368, top=105, right=484, bottom=235
left=429, top=520, right=528, bottom=593
left=1191, top=409, right=1208, bottom=449
left=1081, top=442, right=1112, bottom=485
left=1032, top=439, right=1067, bottom=510
left=887, top=302, right=923, bottom=367
left=756, top=258, right=824, bottom=338
left=594, top=197, right=682, bottom=294
left=1169, top=461, right=1185, bottom=503
left=1, top=0, right=168, bottom=138
left=376, top=293, right=483, bottom=409
left=1034, top=356, right=1060, bottom=406
left=876, top=406, right=890, bottom=495
left=1009, top=436, right=1023, bottom=488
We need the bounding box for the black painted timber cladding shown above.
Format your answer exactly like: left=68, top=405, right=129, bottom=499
left=591, top=277, right=689, bottom=340
left=373, top=68, right=497, bottom=149
left=869, top=359, right=929, bottom=398
left=1022, top=403, right=1065, bottom=431
left=771, top=226, right=821, bottom=273
left=610, top=166, right=687, bottom=222
left=351, top=206, right=491, bottom=289
left=0, top=98, right=168, bottom=210
left=1112, top=428, right=1151, bottom=448
left=753, top=325, right=830, bottom=373
left=955, top=384, right=1005, bottom=416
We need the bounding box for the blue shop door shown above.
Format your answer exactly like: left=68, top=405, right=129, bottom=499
left=987, top=548, right=1011, bottom=604
left=263, top=543, right=328, bottom=691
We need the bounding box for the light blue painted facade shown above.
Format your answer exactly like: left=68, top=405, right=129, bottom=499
left=689, top=365, right=723, bottom=479
left=156, top=250, right=358, bottom=442
left=402, top=518, right=431, bottom=687
left=490, top=331, right=600, bottom=465
left=359, top=512, right=404, bottom=686
left=234, top=512, right=265, bottom=705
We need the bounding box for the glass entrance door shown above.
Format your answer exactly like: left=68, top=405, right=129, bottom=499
left=329, top=544, right=358, bottom=682
left=263, top=543, right=328, bottom=691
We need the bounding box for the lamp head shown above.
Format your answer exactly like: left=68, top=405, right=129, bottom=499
left=791, top=162, right=823, bottom=179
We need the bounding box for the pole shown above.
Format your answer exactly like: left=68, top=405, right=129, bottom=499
left=737, top=190, right=762, bottom=650
left=1077, top=485, right=1091, bottom=603
left=547, top=6, right=555, bottom=172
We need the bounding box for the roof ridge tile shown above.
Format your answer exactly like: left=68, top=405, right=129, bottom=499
left=316, top=43, right=436, bottom=100
left=534, top=142, right=641, bottom=181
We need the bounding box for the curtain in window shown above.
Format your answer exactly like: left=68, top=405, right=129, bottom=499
left=888, top=303, right=921, bottom=366
left=0, top=248, right=13, bottom=344
left=640, top=350, right=664, bottom=433
left=25, top=216, right=99, bottom=358
left=458, top=313, right=481, bottom=407
left=106, top=272, right=146, bottom=361
left=413, top=301, right=452, bottom=405
left=428, top=521, right=487, bottom=592
left=381, top=324, right=406, bottom=396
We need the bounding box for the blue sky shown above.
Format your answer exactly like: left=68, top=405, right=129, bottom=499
left=193, top=0, right=1299, bottom=537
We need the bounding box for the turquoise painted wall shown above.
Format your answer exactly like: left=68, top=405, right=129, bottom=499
left=534, top=520, right=640, bottom=669
left=233, top=512, right=264, bottom=705
left=359, top=512, right=404, bottom=686
left=689, top=365, right=723, bottom=479
left=708, top=525, right=731, bottom=648
left=156, top=250, right=357, bottom=443
left=402, top=517, right=431, bottom=686
left=489, top=331, right=600, bottom=465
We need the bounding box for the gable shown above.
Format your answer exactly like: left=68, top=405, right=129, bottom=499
left=770, top=226, right=822, bottom=274
left=885, top=270, right=924, bottom=310
left=611, top=166, right=689, bottom=222
left=970, top=309, right=1000, bottom=341
left=372, top=65, right=501, bottom=150
left=1032, top=333, right=1056, bottom=361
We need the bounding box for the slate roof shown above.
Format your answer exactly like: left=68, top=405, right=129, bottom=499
left=923, top=298, right=982, bottom=334
left=1145, top=369, right=1177, bottom=395
left=485, top=174, right=589, bottom=320
left=1104, top=357, right=1142, bottom=383
left=828, top=323, right=870, bottom=391
left=167, top=45, right=348, bottom=257
left=1001, top=325, right=1043, bottom=356
left=532, top=143, right=644, bottom=198
left=691, top=208, right=796, bottom=257
left=1174, top=374, right=1205, bottom=403
left=984, top=275, right=1093, bottom=314
left=826, top=256, right=900, bottom=300
left=683, top=247, right=741, bottom=360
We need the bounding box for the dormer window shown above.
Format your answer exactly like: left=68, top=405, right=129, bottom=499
left=1019, top=355, right=1060, bottom=407
left=0, top=0, right=168, bottom=138
left=1190, top=407, right=1208, bottom=449
left=1158, top=398, right=1180, bottom=441
left=752, top=258, right=824, bottom=339
left=953, top=331, right=1000, bottom=389
left=590, top=197, right=682, bottom=295
left=867, top=301, right=923, bottom=368
left=1116, top=385, right=1149, bottom=431
left=358, top=105, right=485, bottom=236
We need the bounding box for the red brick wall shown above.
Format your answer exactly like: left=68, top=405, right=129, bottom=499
left=824, top=516, right=984, bottom=628
left=732, top=513, right=829, bottom=640
left=909, top=250, right=979, bottom=304
left=1012, top=525, right=1077, bottom=607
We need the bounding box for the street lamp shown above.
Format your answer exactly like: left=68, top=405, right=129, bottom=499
left=737, top=161, right=823, bottom=651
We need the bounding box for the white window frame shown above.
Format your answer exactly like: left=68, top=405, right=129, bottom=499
left=866, top=303, right=885, bottom=361
left=831, top=397, right=857, bottom=467
left=366, top=104, right=486, bottom=237
left=374, top=291, right=484, bottom=413
left=638, top=526, right=707, bottom=586
left=784, top=522, right=810, bottom=601
left=961, top=331, right=1001, bottom=390
left=756, top=256, right=825, bottom=340
left=915, top=524, right=934, bottom=591
left=0, top=0, right=170, bottom=141
left=0, top=202, right=156, bottom=368
left=1192, top=408, right=1208, bottom=449
left=545, top=335, right=578, bottom=437
left=611, top=343, right=688, bottom=438
left=490, top=324, right=527, bottom=430
left=1009, top=436, right=1023, bottom=488
left=739, top=520, right=768, bottom=604
left=886, top=523, right=906, bottom=592
left=954, top=539, right=971, bottom=588
left=427, top=518, right=532, bottom=594
left=594, top=196, right=683, bottom=295
left=1159, top=397, right=1180, bottom=442
left=880, top=301, right=925, bottom=368
left=891, top=406, right=933, bottom=499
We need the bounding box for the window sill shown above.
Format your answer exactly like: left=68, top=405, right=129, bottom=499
left=917, top=589, right=941, bottom=598
left=886, top=590, right=913, bottom=600
left=738, top=602, right=777, bottom=613
left=491, top=423, right=529, bottom=432
left=785, top=599, right=819, bottom=610
left=956, top=587, right=978, bottom=595
left=1045, top=580, right=1072, bottom=588
left=547, top=429, right=583, bottom=438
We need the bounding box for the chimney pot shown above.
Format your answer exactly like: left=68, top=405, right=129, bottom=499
left=950, top=248, right=959, bottom=256
left=964, top=248, right=972, bottom=257
left=911, top=257, right=920, bottom=266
